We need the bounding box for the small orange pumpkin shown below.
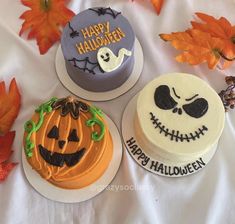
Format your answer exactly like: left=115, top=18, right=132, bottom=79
left=23, top=96, right=113, bottom=189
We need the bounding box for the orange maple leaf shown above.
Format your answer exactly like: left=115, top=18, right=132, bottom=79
left=191, top=13, right=235, bottom=40
left=0, top=131, right=17, bottom=182
left=191, top=13, right=235, bottom=68
left=151, top=0, right=165, bottom=15
left=131, top=0, right=165, bottom=15
left=0, top=78, right=21, bottom=135
left=0, top=162, right=17, bottom=182
left=19, top=0, right=75, bottom=54
left=160, top=29, right=225, bottom=69
left=0, top=131, right=15, bottom=163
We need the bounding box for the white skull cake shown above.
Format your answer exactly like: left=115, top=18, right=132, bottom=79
left=135, top=73, right=225, bottom=166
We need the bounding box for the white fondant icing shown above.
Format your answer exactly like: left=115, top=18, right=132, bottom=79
left=135, top=73, right=225, bottom=164
left=97, top=47, right=132, bottom=72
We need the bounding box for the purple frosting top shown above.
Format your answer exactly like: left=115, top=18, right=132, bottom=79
left=61, top=7, right=135, bottom=75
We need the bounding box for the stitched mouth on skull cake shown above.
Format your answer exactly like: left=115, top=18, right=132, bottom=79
left=149, top=112, right=208, bottom=142
left=38, top=145, right=85, bottom=167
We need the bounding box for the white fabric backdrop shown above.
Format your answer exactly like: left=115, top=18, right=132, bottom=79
left=0, top=0, right=235, bottom=223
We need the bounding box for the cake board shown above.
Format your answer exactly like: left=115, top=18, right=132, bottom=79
left=55, top=38, right=143, bottom=101
left=121, top=94, right=218, bottom=177
left=22, top=112, right=123, bottom=203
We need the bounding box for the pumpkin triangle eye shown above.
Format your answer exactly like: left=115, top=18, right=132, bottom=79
left=68, top=129, right=80, bottom=142
left=47, top=126, right=59, bottom=139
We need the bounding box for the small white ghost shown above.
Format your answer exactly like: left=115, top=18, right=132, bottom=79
left=97, top=47, right=132, bottom=72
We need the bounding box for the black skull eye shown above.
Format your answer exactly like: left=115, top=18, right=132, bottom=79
left=47, top=126, right=59, bottom=140
left=106, top=53, right=109, bottom=57
left=182, top=98, right=208, bottom=118
left=154, top=85, right=178, bottom=110
left=68, top=129, right=79, bottom=142
left=101, top=55, right=104, bottom=59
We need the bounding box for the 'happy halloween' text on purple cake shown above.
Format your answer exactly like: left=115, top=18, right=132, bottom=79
left=61, top=7, right=135, bottom=92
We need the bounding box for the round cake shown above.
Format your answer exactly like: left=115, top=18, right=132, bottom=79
left=23, top=96, right=113, bottom=189
left=135, top=73, right=225, bottom=166
left=61, top=7, right=135, bottom=92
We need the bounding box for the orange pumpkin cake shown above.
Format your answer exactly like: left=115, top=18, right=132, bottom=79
left=23, top=96, right=113, bottom=189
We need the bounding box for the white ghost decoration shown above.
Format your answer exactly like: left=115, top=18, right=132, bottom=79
left=97, top=47, right=132, bottom=72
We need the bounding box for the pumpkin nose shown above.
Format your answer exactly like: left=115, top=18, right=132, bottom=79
left=58, top=140, right=66, bottom=149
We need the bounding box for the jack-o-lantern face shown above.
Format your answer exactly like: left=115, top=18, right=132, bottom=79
left=38, top=124, right=85, bottom=167
left=24, top=96, right=113, bottom=189
left=136, top=73, right=225, bottom=156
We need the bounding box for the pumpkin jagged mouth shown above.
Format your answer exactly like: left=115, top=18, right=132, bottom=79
left=38, top=145, right=85, bottom=167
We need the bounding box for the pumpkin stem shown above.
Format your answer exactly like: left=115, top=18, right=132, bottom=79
left=51, top=96, right=89, bottom=119
left=66, top=96, right=76, bottom=103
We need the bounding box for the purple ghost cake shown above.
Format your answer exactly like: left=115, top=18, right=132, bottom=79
left=61, top=7, right=135, bottom=92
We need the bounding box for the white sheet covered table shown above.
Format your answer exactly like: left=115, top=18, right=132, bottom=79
left=0, top=0, right=235, bottom=223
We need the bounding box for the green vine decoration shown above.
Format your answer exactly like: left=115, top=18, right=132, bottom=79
left=24, top=97, right=58, bottom=157
left=86, top=106, right=105, bottom=141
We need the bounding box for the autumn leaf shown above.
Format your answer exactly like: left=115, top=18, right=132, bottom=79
left=19, top=0, right=75, bottom=54
left=160, top=31, right=194, bottom=44
left=0, top=78, right=21, bottom=135
left=151, top=0, right=165, bottom=15
left=160, top=12, right=235, bottom=69
left=0, top=131, right=17, bottom=182
left=0, top=79, right=19, bottom=183
left=0, top=131, right=15, bottom=163
left=191, top=13, right=235, bottom=40
left=131, top=0, right=165, bottom=15
left=0, top=162, right=17, bottom=182
left=191, top=13, right=235, bottom=68
left=160, top=29, right=225, bottom=69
